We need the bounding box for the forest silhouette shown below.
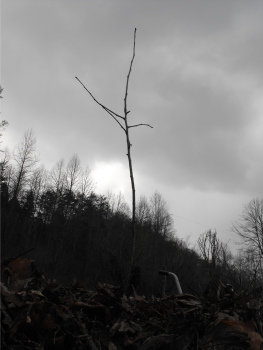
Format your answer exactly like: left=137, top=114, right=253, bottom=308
left=1, top=129, right=262, bottom=296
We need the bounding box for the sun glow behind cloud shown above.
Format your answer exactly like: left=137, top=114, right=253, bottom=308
left=92, top=161, right=130, bottom=197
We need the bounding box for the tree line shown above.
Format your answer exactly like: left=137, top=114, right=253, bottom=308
left=1, top=129, right=262, bottom=296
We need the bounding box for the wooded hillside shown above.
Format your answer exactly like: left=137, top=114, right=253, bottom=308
left=1, top=131, right=262, bottom=297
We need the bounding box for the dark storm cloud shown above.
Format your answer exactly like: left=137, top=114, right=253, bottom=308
left=133, top=56, right=261, bottom=193
left=125, top=2, right=263, bottom=195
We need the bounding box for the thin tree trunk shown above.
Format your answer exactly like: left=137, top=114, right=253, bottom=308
left=76, top=28, right=153, bottom=295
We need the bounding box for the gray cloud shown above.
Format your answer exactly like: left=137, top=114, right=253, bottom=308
left=2, top=0, right=263, bottom=248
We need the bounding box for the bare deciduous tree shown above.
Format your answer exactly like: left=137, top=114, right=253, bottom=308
left=106, top=191, right=130, bottom=217
left=30, top=165, right=48, bottom=207
left=233, top=198, right=263, bottom=274
left=0, top=148, right=14, bottom=192
left=76, top=29, right=152, bottom=293
left=50, top=158, right=66, bottom=196
left=0, top=86, right=9, bottom=152
left=79, top=165, right=94, bottom=197
left=149, top=191, right=174, bottom=295
left=12, top=129, right=38, bottom=199
left=198, top=229, right=223, bottom=269
left=150, top=191, right=174, bottom=239
left=136, top=195, right=151, bottom=225
left=65, top=154, right=81, bottom=194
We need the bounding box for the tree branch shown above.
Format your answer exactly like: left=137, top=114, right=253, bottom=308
left=75, top=77, right=126, bottom=132
left=124, top=28, right=136, bottom=115
left=129, top=123, right=153, bottom=129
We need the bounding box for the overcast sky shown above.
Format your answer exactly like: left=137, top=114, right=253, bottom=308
left=1, top=1, right=263, bottom=253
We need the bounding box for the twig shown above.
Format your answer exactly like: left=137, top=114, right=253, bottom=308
left=1, top=248, right=35, bottom=266
left=124, top=28, right=136, bottom=114
left=129, top=123, right=153, bottom=129
left=75, top=77, right=126, bottom=132
left=53, top=328, right=60, bottom=345
left=147, top=320, right=166, bottom=332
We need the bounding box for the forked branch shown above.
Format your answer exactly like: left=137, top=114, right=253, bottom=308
left=75, top=77, right=126, bottom=132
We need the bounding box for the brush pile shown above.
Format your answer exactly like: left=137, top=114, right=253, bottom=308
left=1, top=257, right=263, bottom=349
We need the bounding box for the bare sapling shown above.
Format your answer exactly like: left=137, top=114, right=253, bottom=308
left=76, top=28, right=152, bottom=293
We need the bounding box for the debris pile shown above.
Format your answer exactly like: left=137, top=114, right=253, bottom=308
left=1, top=258, right=263, bottom=349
